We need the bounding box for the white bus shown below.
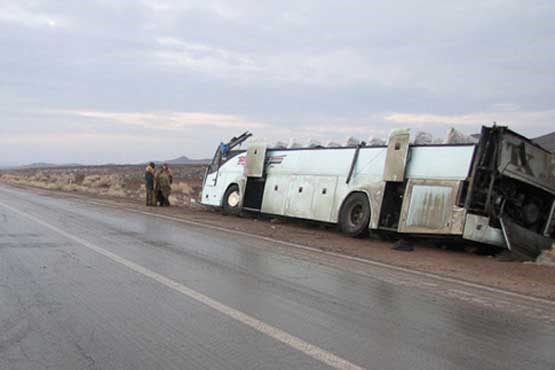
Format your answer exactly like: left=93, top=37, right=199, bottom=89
left=201, top=126, right=555, bottom=259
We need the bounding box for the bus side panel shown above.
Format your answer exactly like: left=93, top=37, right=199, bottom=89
left=394, top=146, right=475, bottom=234
left=462, top=214, right=505, bottom=247
left=330, top=147, right=388, bottom=228
left=260, top=175, right=290, bottom=215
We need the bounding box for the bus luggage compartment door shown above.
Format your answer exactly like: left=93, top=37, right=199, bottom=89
left=261, top=175, right=290, bottom=215
left=244, top=144, right=267, bottom=178
left=398, top=179, right=465, bottom=234
left=284, top=176, right=337, bottom=221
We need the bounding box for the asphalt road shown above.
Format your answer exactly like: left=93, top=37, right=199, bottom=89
left=0, top=185, right=554, bottom=370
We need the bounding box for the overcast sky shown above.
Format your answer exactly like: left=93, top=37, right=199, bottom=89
left=1, top=0, right=554, bottom=165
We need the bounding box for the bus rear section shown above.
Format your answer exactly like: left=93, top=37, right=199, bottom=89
left=461, top=126, right=555, bottom=259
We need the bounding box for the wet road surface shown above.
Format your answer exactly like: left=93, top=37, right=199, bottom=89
left=0, top=185, right=554, bottom=370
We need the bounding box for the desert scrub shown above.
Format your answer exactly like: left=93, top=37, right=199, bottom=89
left=0, top=165, right=204, bottom=207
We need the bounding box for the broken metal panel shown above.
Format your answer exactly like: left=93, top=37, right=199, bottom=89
left=406, top=145, right=475, bottom=180
left=545, top=200, right=555, bottom=237
left=500, top=216, right=553, bottom=260
left=366, top=183, right=386, bottom=229
left=450, top=207, right=467, bottom=234
left=244, top=143, right=267, bottom=177
left=462, top=214, right=505, bottom=247
left=398, top=180, right=462, bottom=234
left=464, top=126, right=555, bottom=240
left=383, top=129, right=410, bottom=182
left=498, top=131, right=555, bottom=193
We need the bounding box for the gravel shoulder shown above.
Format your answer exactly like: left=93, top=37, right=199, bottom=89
left=5, top=182, right=555, bottom=302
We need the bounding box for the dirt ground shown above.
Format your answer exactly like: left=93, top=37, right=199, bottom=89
left=1, top=165, right=555, bottom=301
left=0, top=164, right=206, bottom=207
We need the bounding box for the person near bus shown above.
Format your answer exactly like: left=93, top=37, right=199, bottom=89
left=155, top=164, right=173, bottom=206
left=144, top=162, right=156, bottom=206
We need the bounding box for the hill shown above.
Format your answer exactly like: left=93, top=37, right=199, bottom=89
left=8, top=156, right=210, bottom=170
left=155, top=156, right=210, bottom=166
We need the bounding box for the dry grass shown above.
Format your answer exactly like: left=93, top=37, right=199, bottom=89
left=0, top=165, right=205, bottom=207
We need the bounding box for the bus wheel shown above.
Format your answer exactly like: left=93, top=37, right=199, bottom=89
left=339, top=193, right=370, bottom=237
left=223, top=184, right=241, bottom=215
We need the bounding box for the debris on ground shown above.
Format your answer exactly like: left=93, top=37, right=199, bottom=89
left=536, top=246, right=555, bottom=267
left=392, top=238, right=415, bottom=252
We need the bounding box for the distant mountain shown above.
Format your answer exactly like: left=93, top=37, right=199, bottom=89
left=533, top=131, right=555, bottom=153
left=156, top=156, right=210, bottom=165
left=5, top=156, right=210, bottom=170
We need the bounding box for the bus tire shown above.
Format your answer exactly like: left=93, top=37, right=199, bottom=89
left=222, top=184, right=242, bottom=215
left=339, top=193, right=370, bottom=237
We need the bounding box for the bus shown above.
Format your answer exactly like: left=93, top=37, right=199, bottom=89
left=201, top=126, right=555, bottom=259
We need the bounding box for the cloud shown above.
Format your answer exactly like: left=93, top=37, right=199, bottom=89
left=0, top=132, right=192, bottom=165
left=384, top=109, right=555, bottom=132
left=152, top=37, right=400, bottom=87
left=142, top=0, right=242, bottom=19
left=0, top=132, right=158, bottom=145
left=0, top=3, right=66, bottom=28
left=153, top=37, right=262, bottom=76
left=62, top=110, right=268, bottom=130
left=1, top=1, right=554, bottom=164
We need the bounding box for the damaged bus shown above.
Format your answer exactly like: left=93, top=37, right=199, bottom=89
left=201, top=126, right=555, bottom=259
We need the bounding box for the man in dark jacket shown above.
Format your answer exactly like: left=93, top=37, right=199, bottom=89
left=145, top=162, right=156, bottom=206
left=155, top=163, right=173, bottom=206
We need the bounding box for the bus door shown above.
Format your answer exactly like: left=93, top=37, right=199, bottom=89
left=243, top=143, right=267, bottom=210
left=378, top=129, right=410, bottom=230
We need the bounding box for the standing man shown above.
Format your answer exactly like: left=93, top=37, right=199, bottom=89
left=145, top=162, right=156, bottom=206
left=156, top=164, right=173, bottom=206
